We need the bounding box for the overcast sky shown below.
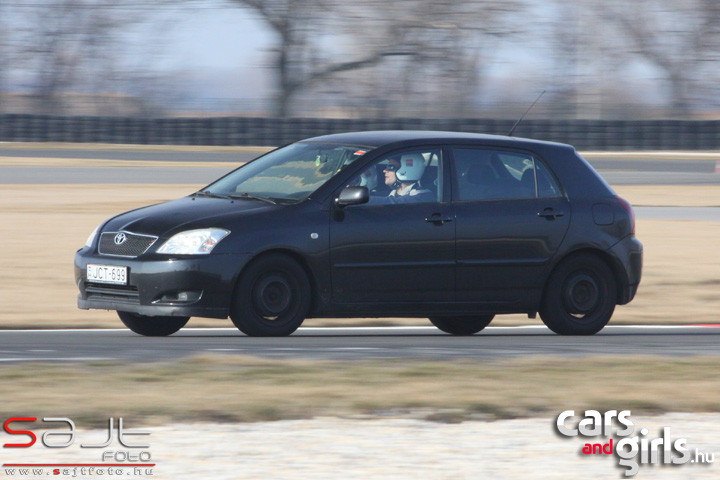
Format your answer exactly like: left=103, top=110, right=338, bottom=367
left=2, top=0, right=672, bottom=114
left=159, top=2, right=556, bottom=105
left=162, top=4, right=275, bottom=100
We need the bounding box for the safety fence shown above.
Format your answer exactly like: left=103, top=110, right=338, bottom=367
left=1, top=114, right=719, bottom=150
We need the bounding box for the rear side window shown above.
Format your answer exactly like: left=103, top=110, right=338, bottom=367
left=452, top=148, right=561, bottom=201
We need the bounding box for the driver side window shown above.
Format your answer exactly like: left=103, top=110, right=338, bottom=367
left=347, top=148, right=442, bottom=204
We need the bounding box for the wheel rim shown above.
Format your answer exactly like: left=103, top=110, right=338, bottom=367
left=563, top=272, right=600, bottom=317
left=253, top=273, right=293, bottom=319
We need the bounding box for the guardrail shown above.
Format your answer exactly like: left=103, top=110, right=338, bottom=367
left=1, top=114, right=719, bottom=150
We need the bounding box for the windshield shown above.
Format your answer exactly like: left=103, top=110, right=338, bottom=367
left=202, top=142, right=371, bottom=202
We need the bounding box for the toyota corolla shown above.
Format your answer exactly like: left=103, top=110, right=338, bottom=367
left=75, top=131, right=642, bottom=336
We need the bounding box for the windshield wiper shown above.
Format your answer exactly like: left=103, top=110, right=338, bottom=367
left=193, top=191, right=232, bottom=199
left=228, top=192, right=278, bottom=205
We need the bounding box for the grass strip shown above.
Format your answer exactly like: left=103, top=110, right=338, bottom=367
left=2, top=355, right=719, bottom=425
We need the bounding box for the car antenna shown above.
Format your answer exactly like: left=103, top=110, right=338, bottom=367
left=507, top=90, right=546, bottom=137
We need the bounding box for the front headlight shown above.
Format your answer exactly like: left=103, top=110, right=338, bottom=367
left=156, top=228, right=230, bottom=255
left=85, top=225, right=100, bottom=247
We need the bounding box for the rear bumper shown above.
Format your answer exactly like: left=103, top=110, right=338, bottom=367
left=609, top=235, right=643, bottom=305
left=75, top=248, right=251, bottom=319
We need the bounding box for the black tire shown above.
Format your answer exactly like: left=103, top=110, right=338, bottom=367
left=429, top=315, right=494, bottom=335
left=230, top=254, right=311, bottom=337
left=539, top=254, right=616, bottom=335
left=117, top=311, right=189, bottom=337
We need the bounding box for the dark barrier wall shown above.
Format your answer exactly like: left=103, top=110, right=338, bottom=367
left=1, top=114, right=720, bottom=150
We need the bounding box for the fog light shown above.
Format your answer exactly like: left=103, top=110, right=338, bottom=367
left=153, top=291, right=202, bottom=305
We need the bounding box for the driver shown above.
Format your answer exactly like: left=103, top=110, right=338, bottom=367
left=382, top=153, right=432, bottom=203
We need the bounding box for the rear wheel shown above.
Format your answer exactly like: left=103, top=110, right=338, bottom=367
left=539, top=254, right=616, bottom=335
left=230, top=254, right=311, bottom=337
left=117, top=311, right=189, bottom=337
left=429, top=315, right=494, bottom=335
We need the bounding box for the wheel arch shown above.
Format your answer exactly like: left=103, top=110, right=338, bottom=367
left=232, top=248, right=320, bottom=313
left=546, top=247, right=627, bottom=305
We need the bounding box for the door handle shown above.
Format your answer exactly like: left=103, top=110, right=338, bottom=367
left=537, top=208, right=565, bottom=219
left=425, top=214, right=453, bottom=225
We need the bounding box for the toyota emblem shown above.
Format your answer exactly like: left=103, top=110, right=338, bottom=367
left=114, top=233, right=127, bottom=245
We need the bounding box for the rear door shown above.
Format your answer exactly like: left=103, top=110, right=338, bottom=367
left=451, top=146, right=570, bottom=305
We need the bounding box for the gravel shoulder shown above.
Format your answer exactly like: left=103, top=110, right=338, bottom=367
left=3, top=414, right=718, bottom=479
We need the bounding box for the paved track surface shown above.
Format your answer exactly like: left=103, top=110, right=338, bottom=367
left=0, top=326, right=718, bottom=363
left=0, top=166, right=231, bottom=184
left=1, top=148, right=720, bottom=185
left=2, top=166, right=718, bottom=185
left=0, top=147, right=716, bottom=171
left=0, top=148, right=259, bottom=163
left=3, top=167, right=720, bottom=187
left=5, top=166, right=720, bottom=185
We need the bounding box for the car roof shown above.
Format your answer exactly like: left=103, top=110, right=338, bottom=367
left=302, top=130, right=573, bottom=151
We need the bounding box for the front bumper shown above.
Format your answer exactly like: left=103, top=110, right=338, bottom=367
left=75, top=249, right=252, bottom=319
left=609, top=235, right=643, bottom=305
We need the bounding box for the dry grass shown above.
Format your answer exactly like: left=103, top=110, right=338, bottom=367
left=1, top=184, right=719, bottom=329
left=1, top=355, right=719, bottom=425
left=614, top=185, right=720, bottom=207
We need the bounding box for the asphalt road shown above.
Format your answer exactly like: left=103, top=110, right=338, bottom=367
left=0, top=147, right=259, bottom=163
left=5, top=166, right=720, bottom=185
left=0, top=147, right=716, bottom=172
left=0, top=326, right=718, bottom=363
left=1, top=148, right=720, bottom=185
left=0, top=166, right=232, bottom=184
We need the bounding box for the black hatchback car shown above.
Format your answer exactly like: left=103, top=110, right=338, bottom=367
left=75, top=131, right=642, bottom=337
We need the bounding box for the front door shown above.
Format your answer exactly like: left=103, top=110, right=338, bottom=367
left=329, top=147, right=455, bottom=305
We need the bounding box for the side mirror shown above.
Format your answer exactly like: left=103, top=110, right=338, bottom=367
left=335, top=186, right=369, bottom=207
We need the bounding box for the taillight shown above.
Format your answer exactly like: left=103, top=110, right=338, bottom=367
left=616, top=196, right=635, bottom=235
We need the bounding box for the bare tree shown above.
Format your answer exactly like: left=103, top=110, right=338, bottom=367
left=12, top=0, right=173, bottom=115
left=230, top=0, right=412, bottom=117
left=232, top=0, right=524, bottom=117
left=331, top=0, right=524, bottom=118
left=20, top=1, right=108, bottom=112
left=0, top=0, right=9, bottom=104
left=591, top=0, right=720, bottom=117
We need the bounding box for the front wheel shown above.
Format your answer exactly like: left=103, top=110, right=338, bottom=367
left=539, top=254, right=616, bottom=335
left=117, top=311, right=189, bottom=336
left=230, top=254, right=311, bottom=337
left=429, top=315, right=494, bottom=335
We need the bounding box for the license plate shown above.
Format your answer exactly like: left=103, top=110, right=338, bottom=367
left=87, top=264, right=128, bottom=285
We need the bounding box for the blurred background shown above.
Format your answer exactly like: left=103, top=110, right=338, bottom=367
left=0, top=0, right=719, bottom=146
left=2, top=0, right=720, bottom=119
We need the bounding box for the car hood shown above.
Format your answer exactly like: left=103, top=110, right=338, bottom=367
left=101, top=195, right=277, bottom=237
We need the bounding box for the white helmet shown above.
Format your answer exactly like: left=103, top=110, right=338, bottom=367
left=358, top=167, right=377, bottom=191
left=395, top=153, right=426, bottom=182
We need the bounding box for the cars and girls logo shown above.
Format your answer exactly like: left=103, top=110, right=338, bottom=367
left=2, top=417, right=153, bottom=477
left=556, top=409, right=716, bottom=476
